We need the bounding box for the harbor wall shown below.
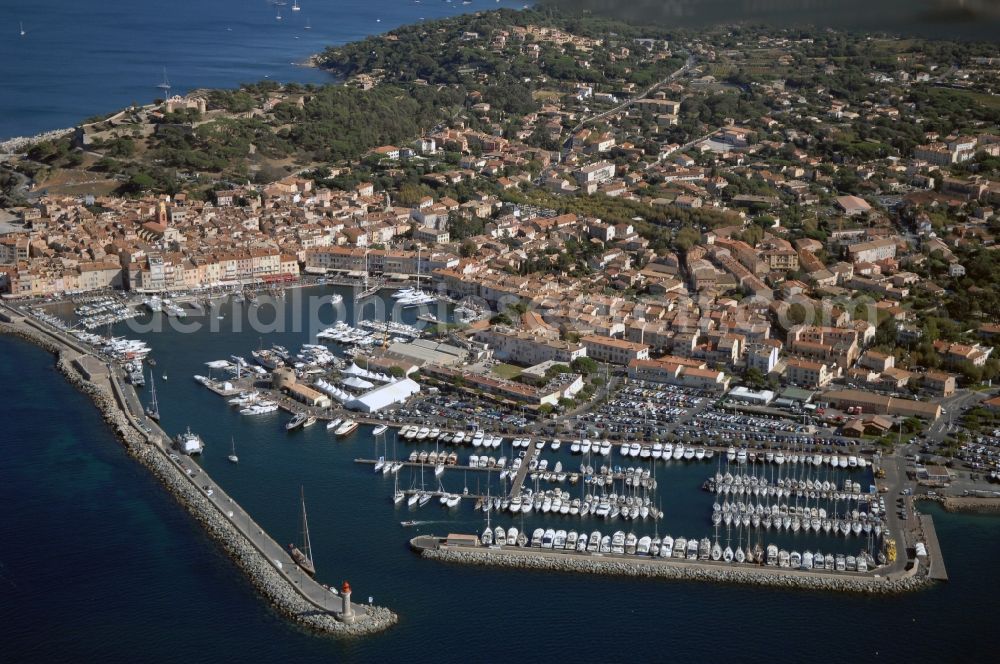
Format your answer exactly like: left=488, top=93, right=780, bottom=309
left=414, top=540, right=933, bottom=595
left=940, top=496, right=1000, bottom=514
left=0, top=319, right=397, bottom=637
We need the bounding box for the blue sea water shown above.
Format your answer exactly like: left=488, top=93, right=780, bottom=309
left=3, top=291, right=1000, bottom=662
left=0, top=0, right=528, bottom=140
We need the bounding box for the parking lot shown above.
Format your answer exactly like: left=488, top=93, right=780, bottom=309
left=568, top=381, right=707, bottom=440
left=952, top=429, right=1000, bottom=482
left=384, top=392, right=532, bottom=431
left=685, top=409, right=848, bottom=445
left=561, top=380, right=865, bottom=451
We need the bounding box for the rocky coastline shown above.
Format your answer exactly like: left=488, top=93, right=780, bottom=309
left=301, top=53, right=325, bottom=69
left=419, top=546, right=933, bottom=595
left=0, top=128, right=74, bottom=155
left=0, top=320, right=397, bottom=637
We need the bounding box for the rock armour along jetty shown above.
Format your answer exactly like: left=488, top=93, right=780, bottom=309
left=418, top=546, right=933, bottom=595
left=0, top=321, right=397, bottom=636
left=940, top=496, right=1000, bottom=514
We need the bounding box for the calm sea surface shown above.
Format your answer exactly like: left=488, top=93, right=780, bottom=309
left=0, top=0, right=527, bottom=140
left=2, top=288, right=1000, bottom=662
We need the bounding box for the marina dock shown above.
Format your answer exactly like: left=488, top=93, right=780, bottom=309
left=0, top=303, right=393, bottom=633
left=3, top=296, right=947, bottom=610
left=400, top=488, right=489, bottom=503
left=409, top=535, right=934, bottom=594
left=508, top=441, right=541, bottom=498
left=198, top=378, right=244, bottom=397
left=409, top=534, right=870, bottom=578
left=109, top=371, right=371, bottom=622
left=356, top=457, right=588, bottom=485
left=356, top=458, right=502, bottom=477
left=919, top=514, right=949, bottom=581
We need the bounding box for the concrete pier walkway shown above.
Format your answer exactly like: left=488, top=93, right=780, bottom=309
left=508, top=441, right=541, bottom=499
left=413, top=535, right=880, bottom=581
left=1, top=303, right=380, bottom=626
left=919, top=514, right=949, bottom=581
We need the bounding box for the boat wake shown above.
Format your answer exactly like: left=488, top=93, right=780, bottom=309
left=401, top=520, right=456, bottom=527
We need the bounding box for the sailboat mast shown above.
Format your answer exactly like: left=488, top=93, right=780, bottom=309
left=301, top=486, right=313, bottom=565
left=148, top=372, right=159, bottom=416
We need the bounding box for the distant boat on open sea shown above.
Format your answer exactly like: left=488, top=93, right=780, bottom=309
left=156, top=68, right=171, bottom=93
left=0, top=0, right=528, bottom=141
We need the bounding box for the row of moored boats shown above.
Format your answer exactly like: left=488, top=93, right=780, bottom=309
left=478, top=527, right=878, bottom=572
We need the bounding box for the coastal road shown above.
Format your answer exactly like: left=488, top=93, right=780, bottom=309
left=564, top=56, right=696, bottom=139
left=657, top=125, right=726, bottom=161
left=925, top=389, right=992, bottom=442
left=539, top=56, right=696, bottom=182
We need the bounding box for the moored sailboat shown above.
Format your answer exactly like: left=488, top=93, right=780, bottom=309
left=288, top=486, right=316, bottom=576
left=146, top=372, right=160, bottom=421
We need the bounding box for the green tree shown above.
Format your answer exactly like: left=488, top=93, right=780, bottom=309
left=125, top=172, right=156, bottom=194
left=106, top=137, right=136, bottom=159
left=744, top=367, right=766, bottom=389
left=673, top=226, right=701, bottom=252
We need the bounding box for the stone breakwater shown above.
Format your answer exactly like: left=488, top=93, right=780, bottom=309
left=940, top=496, right=1000, bottom=514
left=0, top=321, right=397, bottom=636
left=420, top=547, right=933, bottom=595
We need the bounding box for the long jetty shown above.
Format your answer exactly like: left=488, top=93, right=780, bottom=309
left=410, top=535, right=935, bottom=595
left=0, top=302, right=396, bottom=635
left=918, top=514, right=949, bottom=581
